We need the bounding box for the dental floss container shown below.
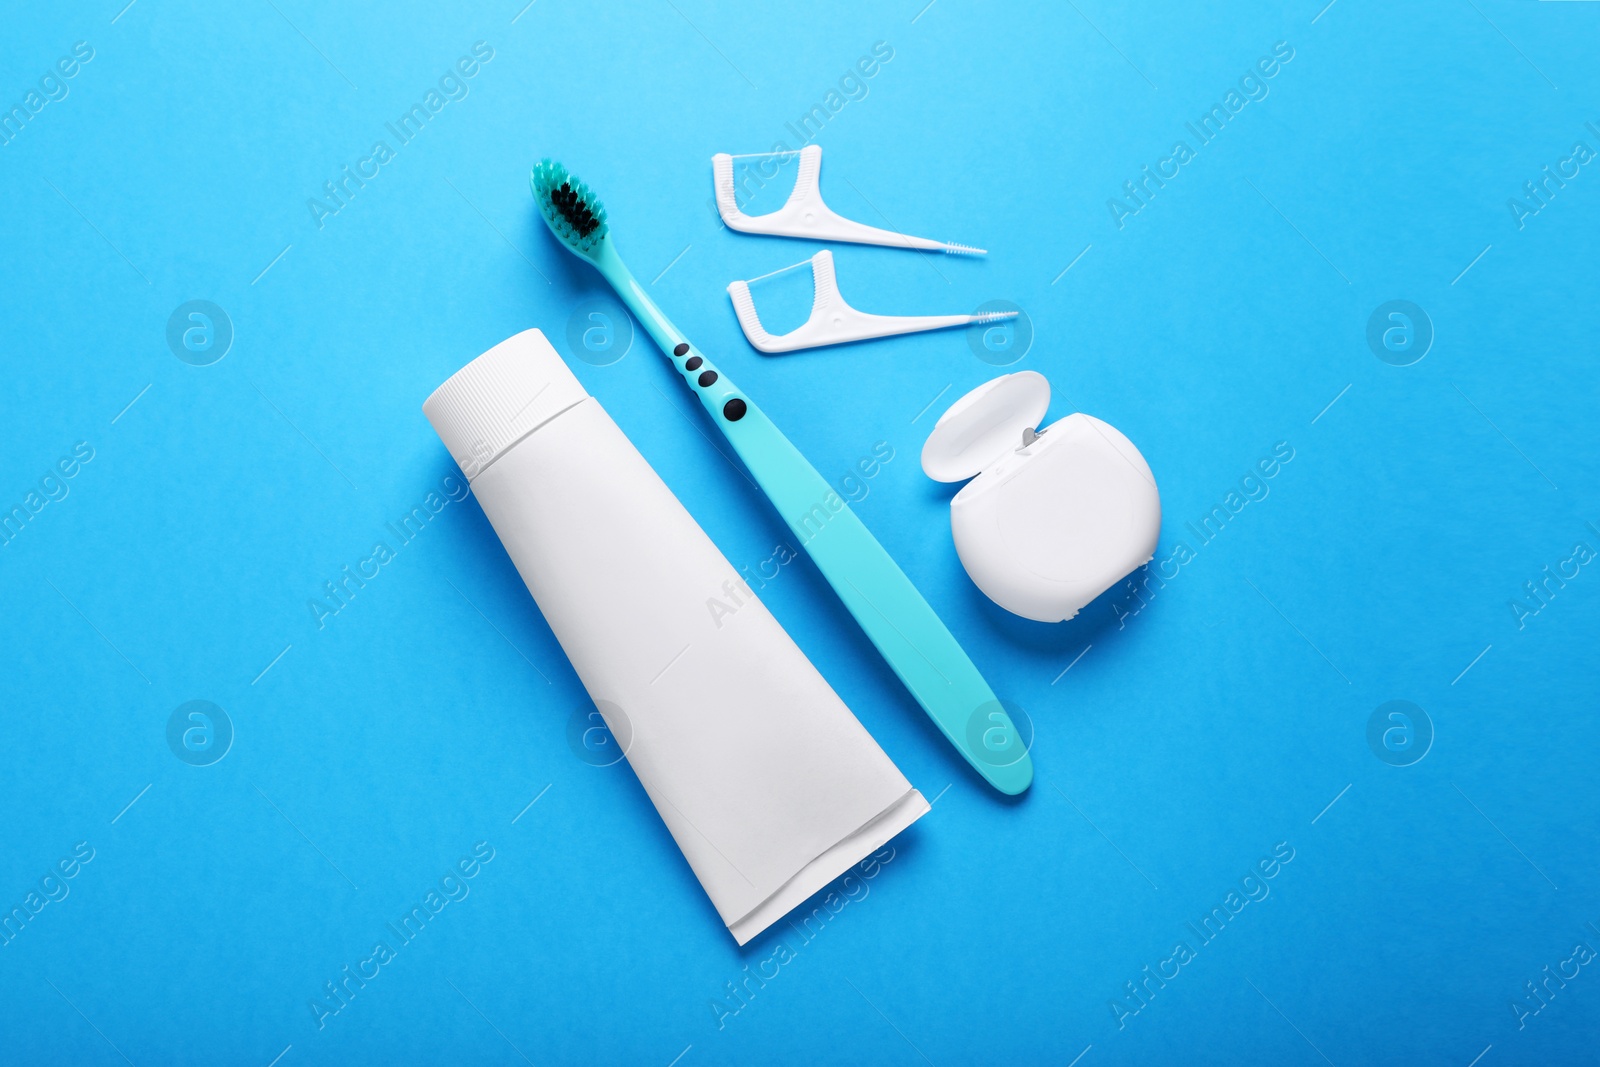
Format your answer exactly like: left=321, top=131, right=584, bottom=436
left=920, top=371, right=1161, bottom=623
left=425, top=329, right=928, bottom=945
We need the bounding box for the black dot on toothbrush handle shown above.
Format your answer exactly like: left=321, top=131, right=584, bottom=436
left=673, top=343, right=689, bottom=357
left=684, top=356, right=703, bottom=371
left=698, top=370, right=718, bottom=387
left=723, top=398, right=747, bottom=421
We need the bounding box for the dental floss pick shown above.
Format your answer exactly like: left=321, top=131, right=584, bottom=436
left=727, top=250, right=1018, bottom=353
left=713, top=145, right=985, bottom=254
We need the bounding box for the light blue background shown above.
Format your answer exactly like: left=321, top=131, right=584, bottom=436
left=3, top=1, right=1597, bottom=1064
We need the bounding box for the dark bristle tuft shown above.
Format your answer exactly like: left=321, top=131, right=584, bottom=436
left=532, top=158, right=610, bottom=252
left=548, top=179, right=597, bottom=235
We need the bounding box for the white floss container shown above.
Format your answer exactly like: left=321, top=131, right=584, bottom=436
left=425, top=329, right=928, bottom=944
left=920, top=371, right=1160, bottom=623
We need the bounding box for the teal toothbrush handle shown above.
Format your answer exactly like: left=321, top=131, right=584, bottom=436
left=596, top=246, right=1032, bottom=794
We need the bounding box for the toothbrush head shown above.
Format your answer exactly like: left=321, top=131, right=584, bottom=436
left=531, top=158, right=609, bottom=261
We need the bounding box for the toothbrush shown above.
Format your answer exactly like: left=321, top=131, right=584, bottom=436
left=531, top=159, right=1032, bottom=795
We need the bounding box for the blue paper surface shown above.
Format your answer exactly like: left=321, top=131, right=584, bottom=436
left=2, top=1, right=1598, bottom=1063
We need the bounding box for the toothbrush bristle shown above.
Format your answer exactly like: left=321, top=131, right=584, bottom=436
left=531, top=159, right=609, bottom=257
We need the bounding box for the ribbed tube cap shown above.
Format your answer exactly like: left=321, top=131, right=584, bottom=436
left=423, top=329, right=589, bottom=480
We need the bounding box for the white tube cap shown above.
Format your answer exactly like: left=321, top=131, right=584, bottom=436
left=423, top=328, right=589, bottom=480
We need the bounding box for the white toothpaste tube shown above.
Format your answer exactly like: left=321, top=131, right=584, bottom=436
left=423, top=328, right=928, bottom=943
